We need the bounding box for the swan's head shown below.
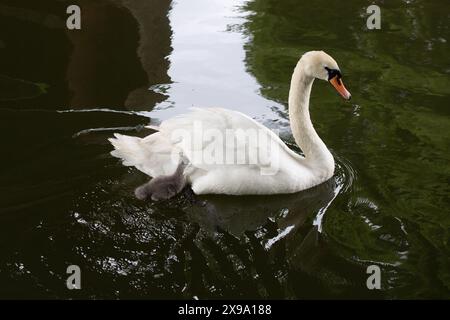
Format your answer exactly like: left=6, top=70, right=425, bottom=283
left=300, top=51, right=351, bottom=100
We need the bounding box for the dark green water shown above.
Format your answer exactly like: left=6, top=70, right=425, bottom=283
left=0, top=0, right=449, bottom=299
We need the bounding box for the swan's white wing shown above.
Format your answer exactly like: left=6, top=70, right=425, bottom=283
left=158, top=107, right=301, bottom=168
left=155, top=108, right=308, bottom=194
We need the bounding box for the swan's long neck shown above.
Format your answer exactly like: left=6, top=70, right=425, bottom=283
left=288, top=61, right=334, bottom=176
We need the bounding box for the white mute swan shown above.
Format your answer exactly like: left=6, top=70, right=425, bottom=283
left=109, top=51, right=351, bottom=200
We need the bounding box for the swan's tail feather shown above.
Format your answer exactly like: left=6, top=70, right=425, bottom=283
left=109, top=132, right=178, bottom=177
left=109, top=133, right=146, bottom=167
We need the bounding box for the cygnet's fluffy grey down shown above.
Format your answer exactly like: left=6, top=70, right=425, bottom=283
left=134, top=161, right=187, bottom=201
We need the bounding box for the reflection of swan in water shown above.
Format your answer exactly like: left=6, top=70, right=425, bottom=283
left=181, top=158, right=356, bottom=278
left=183, top=176, right=340, bottom=275
left=186, top=177, right=337, bottom=237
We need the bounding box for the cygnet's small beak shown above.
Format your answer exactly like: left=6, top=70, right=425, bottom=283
left=329, top=76, right=351, bottom=100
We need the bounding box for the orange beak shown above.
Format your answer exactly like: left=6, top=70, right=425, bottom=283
left=329, top=76, right=351, bottom=100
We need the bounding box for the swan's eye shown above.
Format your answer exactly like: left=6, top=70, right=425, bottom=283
left=324, top=66, right=342, bottom=82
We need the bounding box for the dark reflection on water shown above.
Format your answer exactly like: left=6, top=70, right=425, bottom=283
left=0, top=0, right=448, bottom=299
left=0, top=0, right=171, bottom=110
left=1, top=157, right=372, bottom=299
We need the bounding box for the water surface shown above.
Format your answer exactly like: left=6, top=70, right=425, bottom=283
left=0, top=0, right=449, bottom=299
